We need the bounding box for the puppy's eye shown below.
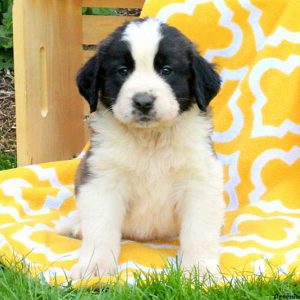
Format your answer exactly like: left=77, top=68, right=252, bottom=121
left=160, top=65, right=173, bottom=76
left=118, top=66, right=129, bottom=77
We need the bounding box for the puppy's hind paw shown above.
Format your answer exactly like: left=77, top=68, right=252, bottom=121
left=54, top=213, right=82, bottom=239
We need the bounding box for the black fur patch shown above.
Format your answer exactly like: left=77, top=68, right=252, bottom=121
left=76, top=18, right=221, bottom=113
left=75, top=148, right=93, bottom=195
left=77, top=22, right=134, bottom=112
left=155, top=24, right=193, bottom=112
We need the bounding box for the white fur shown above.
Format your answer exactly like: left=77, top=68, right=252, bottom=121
left=57, top=106, right=225, bottom=279
left=113, top=18, right=180, bottom=126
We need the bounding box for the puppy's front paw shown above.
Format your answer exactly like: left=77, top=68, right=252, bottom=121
left=70, top=255, right=118, bottom=280
left=181, top=253, right=221, bottom=281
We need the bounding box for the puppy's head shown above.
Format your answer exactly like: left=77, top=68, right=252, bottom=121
left=77, top=18, right=221, bottom=127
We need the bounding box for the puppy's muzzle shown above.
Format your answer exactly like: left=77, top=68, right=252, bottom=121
left=133, top=92, right=155, bottom=115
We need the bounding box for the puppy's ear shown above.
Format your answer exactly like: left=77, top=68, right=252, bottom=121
left=76, top=55, right=101, bottom=113
left=191, top=49, right=221, bottom=111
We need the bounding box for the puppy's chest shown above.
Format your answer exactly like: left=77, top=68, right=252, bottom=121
left=91, top=128, right=202, bottom=240
left=121, top=147, right=184, bottom=239
left=126, top=146, right=182, bottom=197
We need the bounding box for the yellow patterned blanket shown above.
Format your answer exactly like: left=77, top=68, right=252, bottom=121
left=1, top=0, right=300, bottom=285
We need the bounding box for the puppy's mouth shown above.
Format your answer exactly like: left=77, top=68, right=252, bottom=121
left=132, top=114, right=157, bottom=128
left=131, top=109, right=157, bottom=125
left=138, top=116, right=152, bottom=122
left=111, top=100, right=178, bottom=128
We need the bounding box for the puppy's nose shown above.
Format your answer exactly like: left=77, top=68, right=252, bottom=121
left=133, top=92, right=155, bottom=114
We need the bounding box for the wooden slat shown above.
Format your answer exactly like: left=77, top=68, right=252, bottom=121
left=13, top=0, right=87, bottom=166
left=82, top=0, right=144, bottom=8
left=83, top=15, right=137, bottom=45
left=82, top=50, right=96, bottom=62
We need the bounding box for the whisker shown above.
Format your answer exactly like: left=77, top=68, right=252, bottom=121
left=101, top=105, right=114, bottom=116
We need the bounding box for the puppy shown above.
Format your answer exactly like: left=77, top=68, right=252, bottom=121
left=57, top=17, right=225, bottom=279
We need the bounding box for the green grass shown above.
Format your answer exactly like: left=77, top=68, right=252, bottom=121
left=0, top=152, right=16, bottom=170
left=82, top=7, right=117, bottom=16
left=0, top=259, right=299, bottom=300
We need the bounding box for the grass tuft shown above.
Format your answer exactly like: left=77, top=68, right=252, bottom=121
left=0, top=257, right=299, bottom=299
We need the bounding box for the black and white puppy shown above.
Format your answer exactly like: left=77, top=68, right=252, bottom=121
left=57, top=17, right=225, bottom=279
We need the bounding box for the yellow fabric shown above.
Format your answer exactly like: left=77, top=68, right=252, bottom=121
left=1, top=0, right=300, bottom=285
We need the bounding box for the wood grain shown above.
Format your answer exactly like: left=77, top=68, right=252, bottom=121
left=82, top=50, right=96, bottom=62
left=82, top=0, right=144, bottom=8
left=83, top=15, right=137, bottom=45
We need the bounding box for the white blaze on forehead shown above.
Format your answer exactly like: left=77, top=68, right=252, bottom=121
left=122, top=18, right=162, bottom=71
left=114, top=18, right=179, bottom=126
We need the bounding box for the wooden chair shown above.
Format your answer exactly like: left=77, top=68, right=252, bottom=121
left=13, top=0, right=144, bottom=166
